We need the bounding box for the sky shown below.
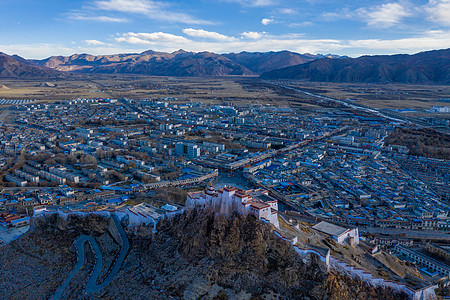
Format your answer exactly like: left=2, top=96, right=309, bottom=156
left=1, top=0, right=450, bottom=59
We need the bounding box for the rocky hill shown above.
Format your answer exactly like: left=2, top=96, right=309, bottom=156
left=224, top=51, right=346, bottom=74
left=33, top=50, right=253, bottom=76
left=260, top=48, right=450, bottom=84
left=0, top=211, right=409, bottom=299
left=30, top=50, right=344, bottom=77
left=0, top=53, right=64, bottom=79
left=92, top=51, right=254, bottom=76
left=223, top=51, right=316, bottom=74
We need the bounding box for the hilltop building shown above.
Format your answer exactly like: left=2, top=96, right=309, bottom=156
left=186, top=186, right=279, bottom=228
left=313, top=221, right=360, bottom=245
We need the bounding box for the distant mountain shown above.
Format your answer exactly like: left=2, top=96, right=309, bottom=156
left=0, top=53, right=63, bottom=79
left=223, top=51, right=346, bottom=74
left=33, top=51, right=179, bottom=72
left=14, top=48, right=450, bottom=82
left=223, top=51, right=316, bottom=74
left=31, top=50, right=344, bottom=77
left=91, top=51, right=254, bottom=76
left=33, top=50, right=254, bottom=76
left=260, top=48, right=450, bottom=84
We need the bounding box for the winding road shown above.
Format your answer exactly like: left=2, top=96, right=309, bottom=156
left=51, top=214, right=129, bottom=299
left=264, top=80, right=408, bottom=124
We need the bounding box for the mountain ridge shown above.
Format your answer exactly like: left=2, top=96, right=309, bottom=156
left=1, top=48, right=449, bottom=82
left=32, top=50, right=253, bottom=76
left=260, top=48, right=450, bottom=84
left=29, top=49, right=346, bottom=77
left=0, top=52, right=65, bottom=79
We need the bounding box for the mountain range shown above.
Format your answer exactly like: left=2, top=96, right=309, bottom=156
left=0, top=48, right=449, bottom=84
left=0, top=53, right=63, bottom=79
left=31, top=50, right=340, bottom=76
left=260, top=48, right=450, bottom=84
left=0, top=50, right=342, bottom=79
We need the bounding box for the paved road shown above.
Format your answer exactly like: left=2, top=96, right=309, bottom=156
left=265, top=81, right=407, bottom=123
left=86, top=214, right=130, bottom=293
left=50, top=235, right=99, bottom=300
left=361, top=227, right=450, bottom=241
left=51, top=214, right=129, bottom=299
left=266, top=80, right=450, bottom=135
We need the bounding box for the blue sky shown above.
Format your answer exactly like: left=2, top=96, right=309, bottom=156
left=1, top=0, right=450, bottom=58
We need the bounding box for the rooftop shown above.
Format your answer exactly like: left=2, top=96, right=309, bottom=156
left=313, top=221, right=349, bottom=237
left=250, top=202, right=270, bottom=210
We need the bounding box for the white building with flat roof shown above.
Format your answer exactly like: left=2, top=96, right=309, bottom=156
left=115, top=203, right=162, bottom=231
left=313, top=221, right=359, bottom=245
left=396, top=245, right=450, bottom=278
left=5, top=174, right=27, bottom=187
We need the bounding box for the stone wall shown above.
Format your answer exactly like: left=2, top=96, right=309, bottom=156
left=274, top=231, right=437, bottom=300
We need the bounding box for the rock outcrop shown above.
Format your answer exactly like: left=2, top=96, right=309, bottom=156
left=0, top=211, right=409, bottom=299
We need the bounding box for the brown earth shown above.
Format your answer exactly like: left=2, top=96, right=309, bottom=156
left=0, top=211, right=409, bottom=299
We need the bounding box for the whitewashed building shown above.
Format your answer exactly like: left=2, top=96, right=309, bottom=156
left=186, top=186, right=279, bottom=228
left=313, top=221, right=359, bottom=245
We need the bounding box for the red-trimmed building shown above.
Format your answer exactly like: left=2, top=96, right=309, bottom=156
left=186, top=186, right=279, bottom=228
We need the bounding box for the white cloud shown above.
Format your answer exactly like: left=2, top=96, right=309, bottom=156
left=321, top=8, right=353, bottom=21
left=288, top=22, right=313, bottom=27
left=425, top=0, right=450, bottom=26
left=115, top=32, right=189, bottom=44
left=348, top=30, right=450, bottom=52
left=252, top=0, right=277, bottom=6
left=111, top=30, right=450, bottom=57
left=84, top=40, right=107, bottom=45
left=223, top=0, right=277, bottom=7
left=261, top=18, right=275, bottom=25
left=0, top=44, right=76, bottom=59
left=323, top=3, right=413, bottom=28
left=357, top=2, right=412, bottom=28
left=278, top=8, right=296, bottom=14
left=94, top=0, right=163, bottom=13
left=0, top=43, right=140, bottom=59
left=70, top=0, right=212, bottom=25
left=241, top=31, right=266, bottom=39
left=68, top=13, right=127, bottom=22
left=182, top=28, right=236, bottom=42
left=113, top=31, right=345, bottom=53
left=5, top=29, right=450, bottom=60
